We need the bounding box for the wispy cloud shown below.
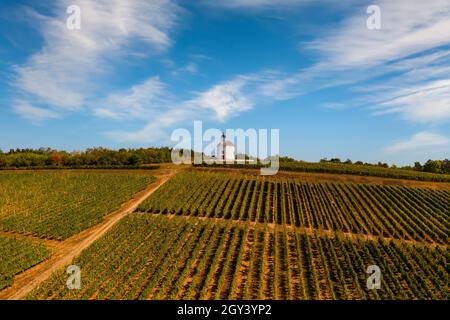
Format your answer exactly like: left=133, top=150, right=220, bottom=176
left=307, top=0, right=450, bottom=68
left=255, top=0, right=450, bottom=123
left=187, top=77, right=253, bottom=121
left=372, top=78, right=450, bottom=123
left=94, top=77, right=170, bottom=120
left=11, top=0, right=180, bottom=120
left=13, top=100, right=61, bottom=122
left=170, top=62, right=198, bottom=77
left=202, top=0, right=346, bottom=10
left=384, top=131, right=450, bottom=154
left=9, top=0, right=450, bottom=151
left=107, top=73, right=277, bottom=142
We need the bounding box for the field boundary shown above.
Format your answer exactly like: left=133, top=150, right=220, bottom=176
left=0, top=168, right=179, bottom=300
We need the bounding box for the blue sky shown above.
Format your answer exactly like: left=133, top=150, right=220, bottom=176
left=1, top=0, right=449, bottom=165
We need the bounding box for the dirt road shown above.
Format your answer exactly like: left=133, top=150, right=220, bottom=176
left=0, top=167, right=180, bottom=300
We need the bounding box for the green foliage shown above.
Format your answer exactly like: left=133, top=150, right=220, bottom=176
left=0, top=171, right=155, bottom=239
left=0, top=147, right=172, bottom=168
left=0, top=235, right=50, bottom=290
left=281, top=161, right=450, bottom=181
left=27, top=214, right=449, bottom=300
left=196, top=160, right=450, bottom=182
left=138, top=171, right=449, bottom=244
left=423, top=160, right=443, bottom=173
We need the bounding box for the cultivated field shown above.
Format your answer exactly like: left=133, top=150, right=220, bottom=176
left=0, top=171, right=155, bottom=239
left=197, top=162, right=450, bottom=182
left=0, top=170, right=161, bottom=296
left=138, top=171, right=449, bottom=244
left=0, top=235, right=50, bottom=290
left=23, top=170, right=449, bottom=300
left=1, top=168, right=448, bottom=300
left=28, top=214, right=448, bottom=300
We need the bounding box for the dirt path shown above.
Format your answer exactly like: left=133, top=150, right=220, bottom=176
left=0, top=168, right=180, bottom=300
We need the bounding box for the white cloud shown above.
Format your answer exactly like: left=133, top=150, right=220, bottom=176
left=384, top=131, right=450, bottom=154
left=207, top=0, right=304, bottom=9
left=13, top=100, right=61, bottom=122
left=373, top=79, right=450, bottom=123
left=107, top=74, right=270, bottom=142
left=187, top=77, right=253, bottom=121
left=12, top=0, right=180, bottom=118
left=94, top=77, right=170, bottom=120
left=11, top=0, right=450, bottom=147
left=308, top=0, right=450, bottom=68
left=179, top=62, right=198, bottom=75
left=257, top=0, right=450, bottom=124
left=203, top=0, right=345, bottom=10
left=170, top=62, right=199, bottom=77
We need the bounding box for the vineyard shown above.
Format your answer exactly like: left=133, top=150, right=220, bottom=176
left=0, top=171, right=155, bottom=239
left=195, top=162, right=450, bottom=182
left=28, top=213, right=449, bottom=300
left=1, top=169, right=448, bottom=300
left=0, top=235, right=50, bottom=290
left=279, top=161, right=450, bottom=182
left=137, top=171, right=450, bottom=245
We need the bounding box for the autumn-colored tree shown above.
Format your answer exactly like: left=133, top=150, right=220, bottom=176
left=50, top=152, right=63, bottom=166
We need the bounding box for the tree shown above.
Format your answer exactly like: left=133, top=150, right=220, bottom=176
left=128, top=154, right=143, bottom=165
left=50, top=152, right=63, bottom=166
left=279, top=156, right=295, bottom=162
left=423, top=160, right=442, bottom=173
left=377, top=162, right=388, bottom=168
left=442, top=159, right=450, bottom=174
left=414, top=162, right=422, bottom=171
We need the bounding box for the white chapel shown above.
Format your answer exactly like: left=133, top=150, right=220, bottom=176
left=217, top=132, right=235, bottom=161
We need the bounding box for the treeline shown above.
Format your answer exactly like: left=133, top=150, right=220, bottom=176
left=195, top=158, right=450, bottom=182
left=1, top=147, right=448, bottom=176
left=316, top=157, right=450, bottom=174
left=0, top=147, right=172, bottom=168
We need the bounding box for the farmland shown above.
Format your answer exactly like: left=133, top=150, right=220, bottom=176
left=0, top=171, right=155, bottom=239
left=138, top=171, right=449, bottom=245
left=0, top=235, right=50, bottom=290
left=278, top=161, right=450, bottom=182
left=1, top=168, right=449, bottom=300
left=28, top=213, right=449, bottom=300
left=196, top=161, right=450, bottom=182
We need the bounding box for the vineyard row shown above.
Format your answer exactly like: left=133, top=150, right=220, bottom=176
left=0, top=171, right=155, bottom=239
left=137, top=172, right=450, bottom=244
left=28, top=214, right=449, bottom=300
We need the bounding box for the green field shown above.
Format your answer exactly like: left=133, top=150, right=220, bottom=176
left=28, top=214, right=449, bottom=300
left=0, top=235, right=50, bottom=290
left=137, top=171, right=449, bottom=244
left=1, top=169, right=448, bottom=300
left=197, top=162, right=450, bottom=182
left=0, top=171, right=155, bottom=239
